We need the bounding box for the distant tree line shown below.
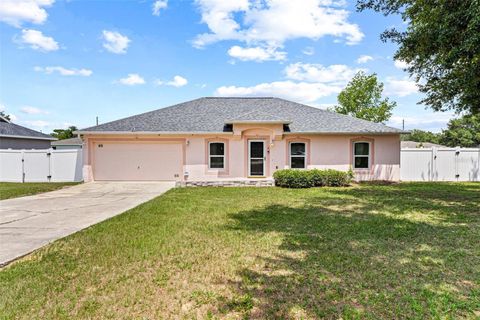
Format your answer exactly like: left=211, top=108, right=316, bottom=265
left=50, top=126, right=78, bottom=140
left=402, top=114, right=480, bottom=148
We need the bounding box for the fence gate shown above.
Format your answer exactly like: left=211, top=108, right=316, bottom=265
left=23, top=150, right=51, bottom=182
left=0, top=148, right=83, bottom=182
left=401, top=148, right=480, bottom=182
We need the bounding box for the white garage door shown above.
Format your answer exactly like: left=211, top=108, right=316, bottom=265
left=93, top=142, right=183, bottom=181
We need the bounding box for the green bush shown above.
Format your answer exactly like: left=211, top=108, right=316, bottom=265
left=273, top=169, right=353, bottom=188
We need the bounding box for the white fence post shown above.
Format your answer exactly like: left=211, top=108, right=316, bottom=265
left=21, top=149, right=25, bottom=183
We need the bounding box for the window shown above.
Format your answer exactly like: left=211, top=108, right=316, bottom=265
left=209, top=142, right=225, bottom=169
left=290, top=142, right=306, bottom=169
left=353, top=142, right=370, bottom=169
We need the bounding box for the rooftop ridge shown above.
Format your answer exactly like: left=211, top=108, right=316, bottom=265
left=204, top=96, right=275, bottom=99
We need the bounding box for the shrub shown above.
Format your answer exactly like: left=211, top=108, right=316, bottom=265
left=272, top=169, right=314, bottom=188
left=273, top=169, right=352, bottom=188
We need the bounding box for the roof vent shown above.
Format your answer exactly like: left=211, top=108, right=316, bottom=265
left=223, top=124, right=233, bottom=132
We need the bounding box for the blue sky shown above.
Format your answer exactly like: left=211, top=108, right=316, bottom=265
left=0, top=0, right=454, bottom=134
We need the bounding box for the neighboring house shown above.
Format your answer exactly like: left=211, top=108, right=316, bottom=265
left=77, top=97, right=405, bottom=182
left=0, top=116, right=56, bottom=149
left=51, top=137, right=83, bottom=150
left=401, top=141, right=446, bottom=148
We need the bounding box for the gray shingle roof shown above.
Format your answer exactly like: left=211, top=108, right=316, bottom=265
left=78, top=97, right=404, bottom=134
left=0, top=119, right=56, bottom=140
left=51, top=137, right=82, bottom=146
left=401, top=141, right=445, bottom=148
left=226, top=109, right=291, bottom=123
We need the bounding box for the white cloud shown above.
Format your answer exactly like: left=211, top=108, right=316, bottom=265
left=388, top=112, right=454, bottom=132
left=0, top=103, right=18, bottom=121
left=194, top=0, right=364, bottom=60
left=302, top=46, right=315, bottom=56
left=215, top=61, right=363, bottom=103
left=19, top=29, right=58, bottom=51
left=216, top=81, right=342, bottom=103
left=152, top=0, right=167, bottom=15
left=118, top=74, right=145, bottom=86
left=20, top=106, right=49, bottom=115
left=61, top=122, right=74, bottom=129
left=156, top=75, right=188, bottom=87
left=356, top=55, right=373, bottom=64
left=34, top=66, right=92, bottom=76
left=228, top=45, right=286, bottom=62
left=310, top=103, right=336, bottom=109
left=168, top=75, right=188, bottom=87
left=0, top=0, right=54, bottom=27
left=394, top=59, right=411, bottom=69
left=102, top=30, right=130, bottom=54
left=24, top=120, right=50, bottom=128
left=385, top=77, right=418, bottom=97
left=284, top=63, right=360, bottom=83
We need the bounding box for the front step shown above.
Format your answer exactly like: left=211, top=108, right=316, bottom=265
left=176, top=179, right=274, bottom=187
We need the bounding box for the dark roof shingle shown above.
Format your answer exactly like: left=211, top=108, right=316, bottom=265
left=78, top=97, right=404, bottom=134
left=51, top=137, right=82, bottom=146
left=0, top=120, right=56, bottom=140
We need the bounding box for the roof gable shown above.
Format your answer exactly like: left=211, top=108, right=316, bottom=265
left=0, top=121, right=56, bottom=140
left=78, top=97, right=404, bottom=134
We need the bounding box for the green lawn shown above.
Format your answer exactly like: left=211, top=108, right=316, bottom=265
left=0, top=182, right=79, bottom=200
left=0, top=183, right=479, bottom=319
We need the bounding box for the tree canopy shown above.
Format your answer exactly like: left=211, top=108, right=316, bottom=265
left=402, top=114, right=480, bottom=147
left=401, top=129, right=441, bottom=144
left=357, top=0, right=480, bottom=115
left=0, top=111, right=11, bottom=121
left=333, top=71, right=396, bottom=123
left=50, top=126, right=78, bottom=140
left=440, top=114, right=480, bottom=147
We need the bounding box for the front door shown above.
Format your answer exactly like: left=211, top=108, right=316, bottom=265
left=248, top=140, right=265, bottom=176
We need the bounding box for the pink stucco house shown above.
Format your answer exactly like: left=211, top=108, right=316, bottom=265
left=76, top=97, right=404, bottom=183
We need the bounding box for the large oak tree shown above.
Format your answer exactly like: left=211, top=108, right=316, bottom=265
left=357, top=0, right=480, bottom=115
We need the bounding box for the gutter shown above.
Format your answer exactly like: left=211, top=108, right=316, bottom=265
left=74, top=131, right=235, bottom=135
left=0, top=134, right=57, bottom=141
left=283, top=131, right=409, bottom=135
left=224, top=120, right=292, bottom=124
left=74, top=129, right=408, bottom=136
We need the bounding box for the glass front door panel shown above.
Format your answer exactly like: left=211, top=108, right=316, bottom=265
left=250, top=142, right=264, bottom=158
left=250, top=159, right=264, bottom=176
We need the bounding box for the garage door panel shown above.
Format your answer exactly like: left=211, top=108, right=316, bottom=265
left=93, top=142, right=182, bottom=181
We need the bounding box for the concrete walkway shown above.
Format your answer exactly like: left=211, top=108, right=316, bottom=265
left=0, top=182, right=174, bottom=266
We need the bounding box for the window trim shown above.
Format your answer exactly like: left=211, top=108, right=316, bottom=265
left=208, top=141, right=225, bottom=170
left=289, top=141, right=307, bottom=169
left=353, top=141, right=371, bottom=170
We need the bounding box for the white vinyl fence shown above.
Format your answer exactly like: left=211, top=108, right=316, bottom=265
left=0, top=148, right=83, bottom=182
left=401, top=148, right=480, bottom=181
left=1, top=147, right=478, bottom=183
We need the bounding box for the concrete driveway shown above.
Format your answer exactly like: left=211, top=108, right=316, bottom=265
left=0, top=182, right=174, bottom=266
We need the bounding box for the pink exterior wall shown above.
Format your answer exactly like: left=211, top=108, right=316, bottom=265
left=81, top=127, right=400, bottom=182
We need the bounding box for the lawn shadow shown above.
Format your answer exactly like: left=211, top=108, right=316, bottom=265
left=220, top=185, right=480, bottom=319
